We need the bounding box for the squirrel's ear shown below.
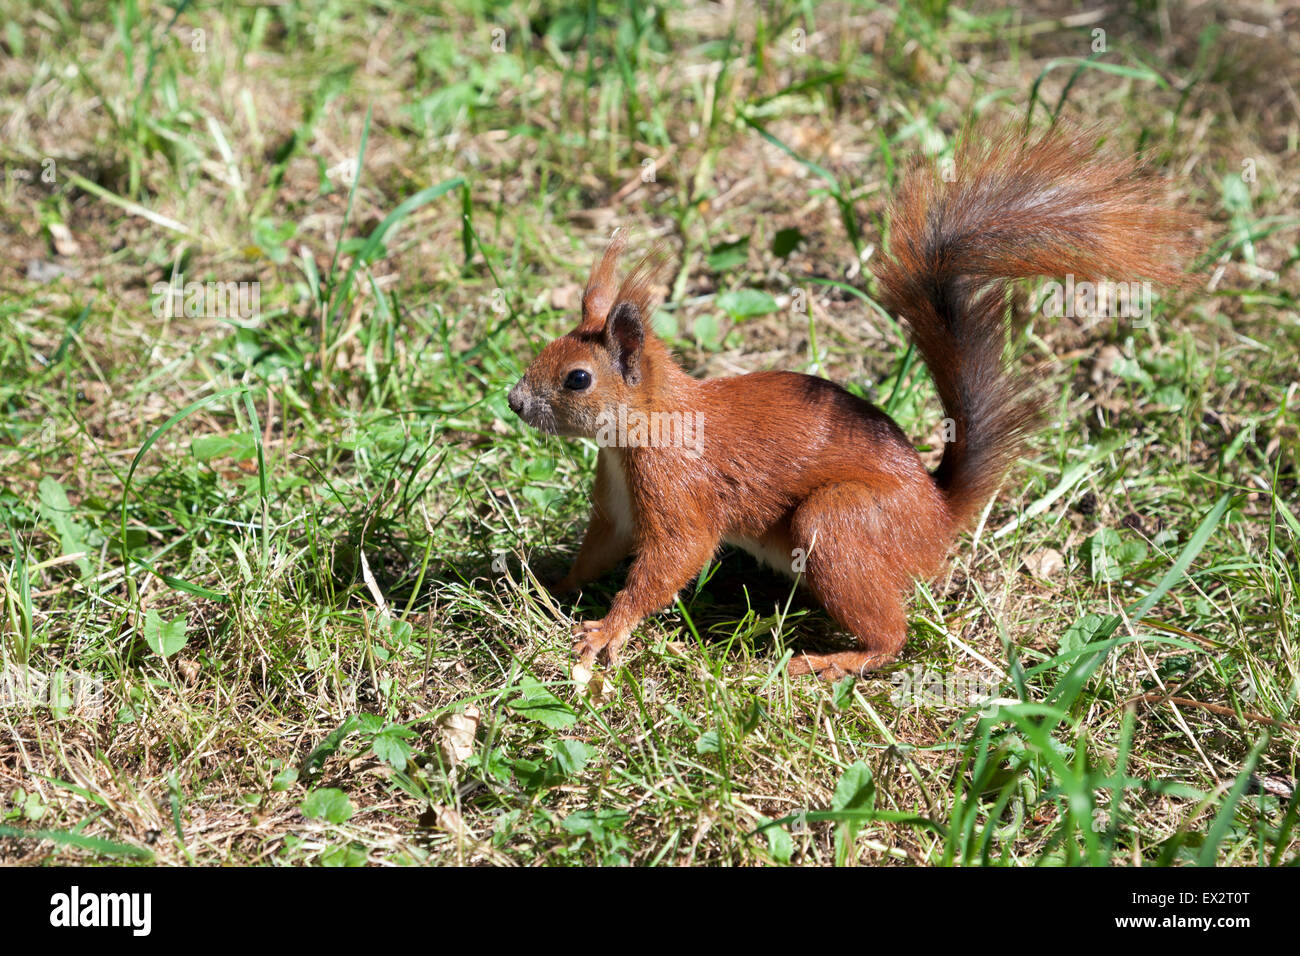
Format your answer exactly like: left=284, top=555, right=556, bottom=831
left=579, top=231, right=627, bottom=332
left=604, top=301, right=644, bottom=384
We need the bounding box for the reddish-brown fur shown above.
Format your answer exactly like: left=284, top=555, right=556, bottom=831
left=507, top=126, right=1198, bottom=681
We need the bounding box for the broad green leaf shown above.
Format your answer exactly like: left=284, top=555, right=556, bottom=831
left=355, top=713, right=385, bottom=734
left=513, top=739, right=590, bottom=791
left=832, top=761, right=875, bottom=812
left=831, top=760, right=876, bottom=865
left=372, top=727, right=415, bottom=771
left=37, top=477, right=91, bottom=578
left=772, top=227, right=804, bottom=258
left=319, top=843, right=367, bottom=866
left=549, top=739, right=590, bottom=777
left=1087, top=528, right=1148, bottom=582
left=507, top=676, right=577, bottom=730
left=717, top=288, right=778, bottom=319
left=141, top=609, right=188, bottom=658
left=301, top=716, right=359, bottom=779
left=301, top=788, right=353, bottom=824
left=192, top=433, right=257, bottom=462
left=759, top=816, right=793, bottom=864
left=1057, top=613, right=1111, bottom=670
left=706, top=237, right=749, bottom=271
left=692, top=311, right=724, bottom=350
left=832, top=676, right=855, bottom=710
left=695, top=730, right=721, bottom=754
left=562, top=808, right=628, bottom=839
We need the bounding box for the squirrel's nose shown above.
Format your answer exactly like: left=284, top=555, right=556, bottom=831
left=507, top=384, right=525, bottom=416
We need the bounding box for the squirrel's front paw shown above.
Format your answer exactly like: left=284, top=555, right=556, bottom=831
left=571, top=618, right=630, bottom=666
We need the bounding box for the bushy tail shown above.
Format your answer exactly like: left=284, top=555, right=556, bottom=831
left=874, top=125, right=1198, bottom=528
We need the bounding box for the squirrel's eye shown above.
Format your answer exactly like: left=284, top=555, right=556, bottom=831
left=564, top=369, right=592, bottom=391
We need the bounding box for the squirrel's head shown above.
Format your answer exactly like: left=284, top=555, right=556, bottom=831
left=508, top=234, right=668, bottom=438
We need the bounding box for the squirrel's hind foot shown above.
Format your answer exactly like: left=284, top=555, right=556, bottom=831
left=788, top=650, right=895, bottom=682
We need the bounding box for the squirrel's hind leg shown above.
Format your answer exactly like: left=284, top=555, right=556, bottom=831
left=786, top=482, right=916, bottom=682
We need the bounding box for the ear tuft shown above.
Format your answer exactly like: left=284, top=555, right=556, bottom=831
left=579, top=231, right=627, bottom=332
left=604, top=301, right=644, bottom=384
left=613, top=241, right=672, bottom=318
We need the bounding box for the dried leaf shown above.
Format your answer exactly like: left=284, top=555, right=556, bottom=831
left=437, top=707, right=480, bottom=766
left=1024, top=548, right=1065, bottom=580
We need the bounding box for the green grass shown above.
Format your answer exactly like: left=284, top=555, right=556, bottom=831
left=1, top=0, right=1297, bottom=866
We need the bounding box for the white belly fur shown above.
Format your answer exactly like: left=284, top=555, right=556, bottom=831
left=601, top=449, right=793, bottom=577
left=722, top=535, right=797, bottom=578
left=598, top=448, right=635, bottom=539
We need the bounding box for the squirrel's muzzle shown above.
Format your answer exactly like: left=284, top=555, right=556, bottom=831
left=507, top=378, right=561, bottom=434
left=508, top=382, right=527, bottom=417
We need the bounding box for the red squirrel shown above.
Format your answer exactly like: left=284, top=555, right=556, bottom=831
left=507, top=126, right=1196, bottom=681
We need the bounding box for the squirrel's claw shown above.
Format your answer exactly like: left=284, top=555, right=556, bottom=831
left=572, top=619, right=628, bottom=666
left=788, top=653, right=848, bottom=682
left=789, top=650, right=895, bottom=683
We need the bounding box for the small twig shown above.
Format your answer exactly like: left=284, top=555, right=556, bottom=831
left=612, top=145, right=677, bottom=204
left=1134, top=693, right=1299, bottom=732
